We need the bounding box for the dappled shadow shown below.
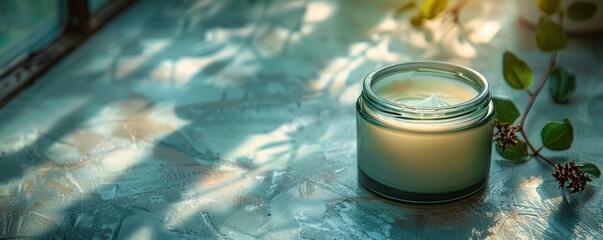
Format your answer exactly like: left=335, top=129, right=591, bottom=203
left=2, top=0, right=583, bottom=238
left=294, top=187, right=499, bottom=239
left=0, top=0, right=392, bottom=238
left=543, top=195, right=578, bottom=239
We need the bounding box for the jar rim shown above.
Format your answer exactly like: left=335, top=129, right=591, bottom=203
left=362, top=61, right=491, bottom=120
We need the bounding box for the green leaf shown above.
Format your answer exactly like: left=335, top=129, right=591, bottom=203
left=568, top=2, right=597, bottom=21
left=503, top=51, right=533, bottom=89
left=536, top=16, right=568, bottom=52
left=493, top=97, right=520, bottom=124
left=541, top=118, right=574, bottom=150
left=578, top=163, right=601, bottom=177
left=410, top=14, right=424, bottom=27
left=420, top=0, right=449, bottom=19
left=548, top=66, right=577, bottom=104
left=496, top=139, right=529, bottom=162
left=537, top=0, right=561, bottom=15
left=394, top=2, right=417, bottom=18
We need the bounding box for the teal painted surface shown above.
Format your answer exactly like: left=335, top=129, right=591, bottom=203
left=0, top=0, right=603, bottom=239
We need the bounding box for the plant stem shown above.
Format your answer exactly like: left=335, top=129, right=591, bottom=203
left=517, top=51, right=558, bottom=167
left=518, top=52, right=557, bottom=127
left=449, top=0, right=471, bottom=23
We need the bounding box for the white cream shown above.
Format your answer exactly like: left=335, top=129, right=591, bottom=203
left=372, top=75, right=478, bottom=107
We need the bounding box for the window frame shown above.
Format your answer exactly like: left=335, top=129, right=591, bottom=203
left=0, top=0, right=136, bottom=106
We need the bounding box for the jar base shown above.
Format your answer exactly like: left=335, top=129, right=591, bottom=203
left=358, top=169, right=487, bottom=204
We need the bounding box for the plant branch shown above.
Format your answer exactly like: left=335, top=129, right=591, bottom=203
left=518, top=51, right=557, bottom=127
left=494, top=3, right=595, bottom=194
left=521, top=128, right=554, bottom=166
left=523, top=137, right=555, bottom=166
left=537, top=154, right=554, bottom=165
left=517, top=51, right=558, bottom=167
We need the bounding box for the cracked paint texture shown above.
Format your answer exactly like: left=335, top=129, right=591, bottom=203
left=1, top=0, right=603, bottom=239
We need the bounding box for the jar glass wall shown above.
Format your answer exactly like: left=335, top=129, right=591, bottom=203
left=356, top=61, right=494, bottom=203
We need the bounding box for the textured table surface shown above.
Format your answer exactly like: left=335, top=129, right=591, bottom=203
left=1, top=0, right=603, bottom=239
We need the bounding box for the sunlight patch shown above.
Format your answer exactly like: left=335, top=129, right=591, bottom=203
left=467, top=20, right=501, bottom=44
left=304, top=1, right=335, bottom=23
left=101, top=148, right=148, bottom=173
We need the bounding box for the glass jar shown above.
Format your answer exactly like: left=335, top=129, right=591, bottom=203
left=356, top=61, right=494, bottom=203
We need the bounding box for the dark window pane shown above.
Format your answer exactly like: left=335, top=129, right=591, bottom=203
left=0, top=0, right=62, bottom=70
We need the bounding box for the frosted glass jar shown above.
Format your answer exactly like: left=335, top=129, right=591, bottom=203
left=356, top=61, right=494, bottom=203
